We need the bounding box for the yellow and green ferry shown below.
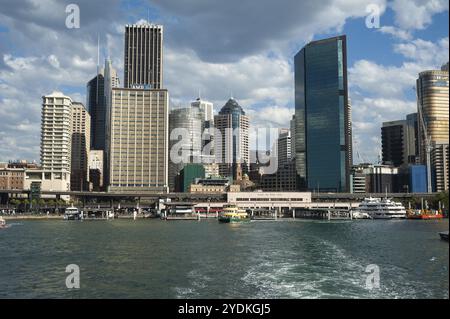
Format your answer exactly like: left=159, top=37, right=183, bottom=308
left=218, top=205, right=250, bottom=223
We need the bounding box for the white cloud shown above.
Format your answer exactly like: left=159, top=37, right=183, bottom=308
left=390, top=0, right=449, bottom=30
left=378, top=26, right=412, bottom=41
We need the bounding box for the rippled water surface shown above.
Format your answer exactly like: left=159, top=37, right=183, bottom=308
left=0, top=219, right=448, bottom=298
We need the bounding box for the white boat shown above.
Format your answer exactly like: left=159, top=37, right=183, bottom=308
left=351, top=211, right=372, bottom=219
left=63, top=206, right=81, bottom=220
left=357, top=197, right=407, bottom=219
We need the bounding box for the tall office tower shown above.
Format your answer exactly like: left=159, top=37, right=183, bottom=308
left=87, top=68, right=105, bottom=150
left=87, top=59, right=120, bottom=151
left=405, top=113, right=419, bottom=164
left=416, top=68, right=449, bottom=164
left=431, top=142, right=449, bottom=193
left=382, top=120, right=407, bottom=167
left=277, top=129, right=292, bottom=168
left=70, top=102, right=91, bottom=191
left=168, top=106, right=204, bottom=191
left=124, top=23, right=163, bottom=89
left=41, top=92, right=73, bottom=174
left=108, top=88, right=169, bottom=193
left=214, top=98, right=250, bottom=179
left=191, top=97, right=214, bottom=124
left=290, top=115, right=296, bottom=157
left=294, top=35, right=352, bottom=192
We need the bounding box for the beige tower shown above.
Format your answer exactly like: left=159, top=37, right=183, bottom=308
left=417, top=69, right=449, bottom=164
left=70, top=102, right=91, bottom=191
left=40, top=92, right=72, bottom=192
left=108, top=88, right=169, bottom=193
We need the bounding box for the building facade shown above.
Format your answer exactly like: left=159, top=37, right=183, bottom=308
left=168, top=106, right=205, bottom=191
left=294, top=35, right=352, bottom=192
left=417, top=68, right=449, bottom=164
left=108, top=88, right=169, bottom=193
left=124, top=23, right=163, bottom=89
left=88, top=150, right=104, bottom=191
left=277, top=129, right=292, bottom=168
left=214, top=98, right=250, bottom=178
left=40, top=92, right=72, bottom=189
left=431, top=142, right=449, bottom=193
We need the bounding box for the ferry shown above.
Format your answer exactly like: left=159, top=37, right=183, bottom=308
left=218, top=205, right=250, bottom=223
left=63, top=206, right=81, bottom=220
left=0, top=216, right=8, bottom=229
left=357, top=197, right=407, bottom=219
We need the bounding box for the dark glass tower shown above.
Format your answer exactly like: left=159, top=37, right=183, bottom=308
left=87, top=73, right=105, bottom=150
left=294, top=35, right=352, bottom=192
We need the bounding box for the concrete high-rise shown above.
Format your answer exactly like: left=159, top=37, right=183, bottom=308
left=40, top=92, right=72, bottom=192
left=70, top=102, right=91, bottom=191
left=214, top=98, right=250, bottom=178
left=431, top=142, right=449, bottom=193
left=191, top=97, right=214, bottom=124
left=41, top=92, right=73, bottom=173
left=107, top=88, right=169, bottom=193
left=277, top=129, right=292, bottom=168
left=124, top=23, right=163, bottom=89
left=294, top=35, right=352, bottom=192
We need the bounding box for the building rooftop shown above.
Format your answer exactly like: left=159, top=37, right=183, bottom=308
left=219, top=98, right=246, bottom=115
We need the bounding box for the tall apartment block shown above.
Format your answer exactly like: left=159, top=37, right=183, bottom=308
left=107, top=88, right=169, bottom=193
left=277, top=129, right=292, bottom=168
left=40, top=92, right=72, bottom=191
left=70, top=102, right=91, bottom=191
left=214, top=98, right=250, bottom=179
left=294, top=35, right=352, bottom=192
left=431, top=143, right=449, bottom=193
left=124, top=23, right=163, bottom=89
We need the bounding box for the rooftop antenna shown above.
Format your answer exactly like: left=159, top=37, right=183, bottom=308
left=97, top=34, right=100, bottom=73
left=230, top=89, right=234, bottom=99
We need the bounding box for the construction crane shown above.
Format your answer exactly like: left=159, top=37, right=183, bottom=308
left=415, top=87, right=433, bottom=193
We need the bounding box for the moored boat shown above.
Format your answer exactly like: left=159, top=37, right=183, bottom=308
left=439, top=231, right=449, bottom=242
left=218, top=205, right=250, bottom=223
left=357, top=197, right=407, bottom=219
left=63, top=206, right=81, bottom=220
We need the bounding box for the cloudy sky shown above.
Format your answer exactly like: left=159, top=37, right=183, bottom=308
left=0, top=0, right=448, bottom=163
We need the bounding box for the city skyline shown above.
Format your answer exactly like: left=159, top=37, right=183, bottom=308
left=0, top=0, right=449, bottom=164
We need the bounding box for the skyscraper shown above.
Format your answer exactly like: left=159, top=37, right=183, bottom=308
left=294, top=35, right=352, bottom=192
left=277, top=129, right=292, bottom=168
left=107, top=88, right=169, bottom=193
left=87, top=59, right=119, bottom=151
left=214, top=98, right=250, bottom=178
left=70, top=102, right=91, bottom=191
left=168, top=106, right=204, bottom=191
left=124, top=23, right=163, bottom=89
left=41, top=92, right=73, bottom=173
left=382, top=120, right=407, bottom=167
left=191, top=97, right=214, bottom=124
left=416, top=68, right=449, bottom=164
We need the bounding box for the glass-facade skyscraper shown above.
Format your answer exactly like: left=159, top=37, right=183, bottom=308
left=294, top=35, right=352, bottom=192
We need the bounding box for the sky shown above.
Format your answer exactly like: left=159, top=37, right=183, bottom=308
left=0, top=0, right=448, bottom=164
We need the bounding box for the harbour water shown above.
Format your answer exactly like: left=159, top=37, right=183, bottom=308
left=0, top=219, right=448, bottom=299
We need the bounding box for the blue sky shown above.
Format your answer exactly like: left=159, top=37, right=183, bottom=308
left=0, top=0, right=448, bottom=163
